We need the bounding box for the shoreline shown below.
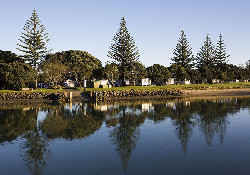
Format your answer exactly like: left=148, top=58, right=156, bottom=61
left=182, top=88, right=250, bottom=98
left=1, top=88, right=250, bottom=103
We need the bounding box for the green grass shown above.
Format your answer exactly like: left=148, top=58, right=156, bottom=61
left=79, top=82, right=250, bottom=92
left=0, top=88, right=65, bottom=93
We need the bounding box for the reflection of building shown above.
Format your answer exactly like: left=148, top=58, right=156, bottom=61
left=22, top=108, right=31, bottom=111
left=64, top=103, right=82, bottom=111
left=94, top=104, right=108, bottom=111
left=166, top=102, right=176, bottom=110
left=185, top=101, right=190, bottom=106
left=141, top=103, right=154, bottom=112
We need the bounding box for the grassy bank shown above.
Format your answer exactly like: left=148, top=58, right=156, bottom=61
left=79, top=82, right=250, bottom=92
left=0, top=88, right=64, bottom=93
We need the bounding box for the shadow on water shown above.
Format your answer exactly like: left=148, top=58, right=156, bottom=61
left=0, top=97, right=250, bottom=174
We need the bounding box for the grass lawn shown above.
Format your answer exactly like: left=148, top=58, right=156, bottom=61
left=79, top=82, right=250, bottom=92
left=0, top=88, right=64, bottom=93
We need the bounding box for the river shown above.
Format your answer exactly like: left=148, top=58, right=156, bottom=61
left=1, top=97, right=250, bottom=175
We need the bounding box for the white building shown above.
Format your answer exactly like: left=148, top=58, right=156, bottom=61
left=182, top=80, right=191, bottom=85
left=136, top=78, right=151, bottom=86
left=165, top=78, right=175, bottom=85
left=63, top=79, right=75, bottom=87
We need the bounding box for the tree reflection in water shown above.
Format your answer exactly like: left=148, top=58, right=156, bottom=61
left=107, top=105, right=146, bottom=170
left=21, top=127, right=50, bottom=175
left=40, top=103, right=105, bottom=139
left=1, top=98, right=250, bottom=173
left=101, top=97, right=250, bottom=163
left=0, top=106, right=50, bottom=175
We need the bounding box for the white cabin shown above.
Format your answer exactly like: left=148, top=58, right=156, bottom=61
left=63, top=79, right=75, bottom=87
left=136, top=78, right=151, bottom=86
left=166, top=78, right=175, bottom=85
left=180, top=79, right=191, bottom=85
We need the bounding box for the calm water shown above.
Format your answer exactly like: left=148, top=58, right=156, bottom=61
left=1, top=98, right=250, bottom=175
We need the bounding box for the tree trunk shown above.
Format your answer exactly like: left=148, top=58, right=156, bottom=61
left=35, top=66, right=37, bottom=89
left=122, top=72, right=126, bottom=86
left=111, top=74, right=114, bottom=86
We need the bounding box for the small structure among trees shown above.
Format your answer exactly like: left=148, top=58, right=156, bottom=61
left=136, top=78, right=151, bottom=86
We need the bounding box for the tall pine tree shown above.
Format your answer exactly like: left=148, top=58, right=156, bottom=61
left=172, top=30, right=194, bottom=81
left=17, top=9, right=51, bottom=88
left=172, top=30, right=194, bottom=70
left=214, top=34, right=230, bottom=82
left=108, top=17, right=140, bottom=86
left=196, top=34, right=216, bottom=83
left=215, top=34, right=229, bottom=64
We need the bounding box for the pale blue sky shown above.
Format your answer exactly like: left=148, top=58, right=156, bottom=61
left=0, top=0, right=250, bottom=67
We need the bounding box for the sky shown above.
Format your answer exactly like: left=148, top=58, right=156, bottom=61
left=0, top=0, right=250, bottom=67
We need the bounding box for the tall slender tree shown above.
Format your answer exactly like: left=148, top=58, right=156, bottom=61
left=17, top=9, right=51, bottom=88
left=196, top=34, right=216, bottom=83
left=215, top=34, right=229, bottom=64
left=214, top=34, right=230, bottom=82
left=172, top=30, right=194, bottom=71
left=108, top=17, right=140, bottom=86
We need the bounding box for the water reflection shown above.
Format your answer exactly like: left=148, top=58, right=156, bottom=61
left=0, top=98, right=250, bottom=174
left=21, top=127, right=50, bottom=175
left=40, top=103, right=105, bottom=139
left=108, top=105, right=146, bottom=170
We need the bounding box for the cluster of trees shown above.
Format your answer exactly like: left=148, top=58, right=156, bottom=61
left=0, top=10, right=250, bottom=90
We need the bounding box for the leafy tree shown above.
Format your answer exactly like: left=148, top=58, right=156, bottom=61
left=45, top=50, right=102, bottom=86
left=170, top=64, right=190, bottom=82
left=0, top=50, right=35, bottom=90
left=146, top=64, right=171, bottom=85
left=104, top=62, right=119, bottom=85
left=176, top=65, right=190, bottom=82
left=196, top=34, right=216, bottom=83
left=92, top=67, right=105, bottom=80
left=108, top=17, right=140, bottom=86
left=40, top=60, right=69, bottom=86
left=129, top=62, right=147, bottom=85
left=0, top=50, right=20, bottom=63
left=17, top=9, right=51, bottom=88
left=245, top=60, right=250, bottom=80
left=172, top=30, right=194, bottom=78
left=189, top=69, right=201, bottom=84
left=246, top=60, right=250, bottom=69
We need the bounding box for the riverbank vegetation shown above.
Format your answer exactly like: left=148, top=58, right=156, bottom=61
left=0, top=9, right=250, bottom=91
